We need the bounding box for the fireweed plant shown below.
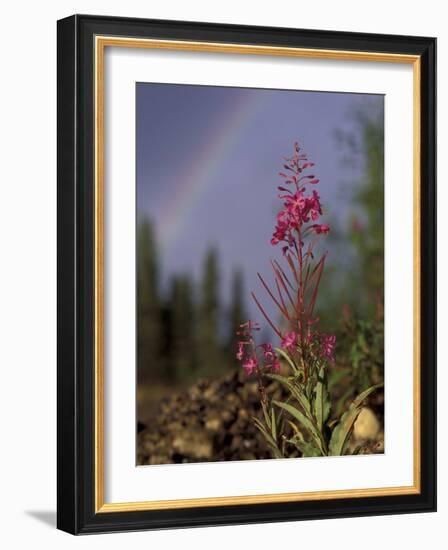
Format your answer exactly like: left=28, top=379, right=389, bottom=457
left=236, top=143, right=381, bottom=458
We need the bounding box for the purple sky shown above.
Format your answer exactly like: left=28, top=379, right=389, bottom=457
left=136, top=83, right=383, bottom=330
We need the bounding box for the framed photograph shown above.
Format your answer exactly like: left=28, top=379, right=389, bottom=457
left=57, top=14, right=436, bottom=534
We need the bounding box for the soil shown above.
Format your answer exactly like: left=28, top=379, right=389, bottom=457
left=137, top=370, right=278, bottom=464
left=137, top=369, right=384, bottom=465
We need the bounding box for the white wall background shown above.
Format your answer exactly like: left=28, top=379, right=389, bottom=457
left=0, top=1, right=444, bottom=547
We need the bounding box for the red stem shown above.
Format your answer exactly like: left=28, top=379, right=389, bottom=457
left=251, top=292, right=282, bottom=338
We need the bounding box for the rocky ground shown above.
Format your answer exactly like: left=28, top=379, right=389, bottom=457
left=137, top=370, right=279, bottom=464
left=137, top=369, right=384, bottom=465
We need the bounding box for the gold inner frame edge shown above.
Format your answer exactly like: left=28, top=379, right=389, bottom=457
left=94, top=35, right=421, bottom=513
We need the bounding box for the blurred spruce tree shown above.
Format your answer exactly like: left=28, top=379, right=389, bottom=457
left=326, top=105, right=385, bottom=402
left=320, top=104, right=385, bottom=323
left=350, top=110, right=384, bottom=311
left=137, top=219, right=162, bottom=381
left=197, top=248, right=222, bottom=375
left=137, top=222, right=246, bottom=384
left=170, top=274, right=196, bottom=382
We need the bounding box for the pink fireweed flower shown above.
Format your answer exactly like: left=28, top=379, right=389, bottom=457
left=301, top=162, right=315, bottom=170
left=236, top=320, right=261, bottom=338
left=321, top=334, right=336, bottom=361
left=234, top=143, right=335, bottom=393
left=238, top=320, right=260, bottom=332
left=312, top=224, right=330, bottom=235
left=271, top=144, right=329, bottom=250
left=281, top=331, right=297, bottom=350
left=285, top=191, right=306, bottom=214
left=236, top=329, right=281, bottom=378
left=271, top=217, right=289, bottom=245
left=236, top=342, right=245, bottom=361
left=307, top=190, right=322, bottom=220
left=236, top=321, right=268, bottom=376
left=242, top=357, right=258, bottom=375
left=260, top=342, right=275, bottom=361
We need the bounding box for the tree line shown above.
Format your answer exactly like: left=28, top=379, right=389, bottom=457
left=137, top=219, right=246, bottom=384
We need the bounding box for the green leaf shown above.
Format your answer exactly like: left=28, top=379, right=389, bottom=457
left=252, top=416, right=270, bottom=438
left=252, top=417, right=283, bottom=459
left=261, top=400, right=271, bottom=429
left=313, top=365, right=331, bottom=432
left=285, top=422, right=321, bottom=456
left=329, top=384, right=382, bottom=456
left=351, top=383, right=383, bottom=408
left=271, top=407, right=277, bottom=441
left=287, top=420, right=305, bottom=441
left=293, top=440, right=322, bottom=458
left=266, top=373, right=312, bottom=416
left=273, top=400, right=325, bottom=456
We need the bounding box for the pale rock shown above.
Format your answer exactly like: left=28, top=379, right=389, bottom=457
left=354, top=407, right=380, bottom=441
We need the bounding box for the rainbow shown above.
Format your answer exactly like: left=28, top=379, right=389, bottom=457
left=157, top=89, right=272, bottom=250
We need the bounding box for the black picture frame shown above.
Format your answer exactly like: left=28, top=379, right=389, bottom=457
left=57, top=14, right=436, bottom=534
